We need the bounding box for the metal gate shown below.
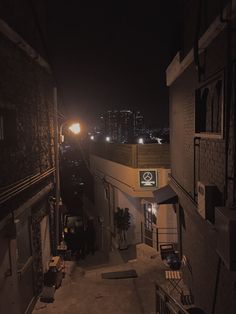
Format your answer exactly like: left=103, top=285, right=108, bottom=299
left=144, top=204, right=153, bottom=247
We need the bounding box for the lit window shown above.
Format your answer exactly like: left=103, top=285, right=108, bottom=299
left=195, top=74, right=224, bottom=137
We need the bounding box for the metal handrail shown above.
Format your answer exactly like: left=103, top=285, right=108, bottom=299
left=155, top=283, right=189, bottom=314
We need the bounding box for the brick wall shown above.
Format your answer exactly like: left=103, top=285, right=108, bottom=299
left=169, top=3, right=236, bottom=313
left=170, top=181, right=236, bottom=314
left=90, top=142, right=170, bottom=168
left=170, top=27, right=234, bottom=201
left=169, top=62, right=197, bottom=198
left=0, top=32, right=54, bottom=188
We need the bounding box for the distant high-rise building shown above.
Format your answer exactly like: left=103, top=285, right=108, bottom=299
left=134, top=111, right=144, bottom=137
left=118, top=110, right=133, bottom=143
left=99, top=109, right=144, bottom=143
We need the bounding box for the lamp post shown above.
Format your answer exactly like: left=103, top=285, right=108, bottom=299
left=53, top=87, right=60, bottom=254
left=56, top=120, right=81, bottom=248
left=53, top=94, right=81, bottom=252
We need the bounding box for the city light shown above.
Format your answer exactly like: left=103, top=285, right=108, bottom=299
left=69, top=123, right=81, bottom=134
left=105, top=136, right=110, bottom=142
left=138, top=138, right=144, bottom=144
left=90, top=135, right=95, bottom=140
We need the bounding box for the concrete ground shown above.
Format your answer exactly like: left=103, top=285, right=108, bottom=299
left=33, top=245, right=172, bottom=314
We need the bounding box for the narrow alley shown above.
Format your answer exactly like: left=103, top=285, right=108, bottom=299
left=1, top=1, right=236, bottom=313
left=33, top=246, right=167, bottom=314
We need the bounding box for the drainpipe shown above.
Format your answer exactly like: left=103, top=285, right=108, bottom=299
left=220, top=0, right=233, bottom=205
left=193, top=137, right=201, bottom=201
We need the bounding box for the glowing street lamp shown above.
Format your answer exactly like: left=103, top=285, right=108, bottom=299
left=59, top=122, right=81, bottom=143
left=106, top=136, right=111, bottom=142
left=69, top=123, right=81, bottom=135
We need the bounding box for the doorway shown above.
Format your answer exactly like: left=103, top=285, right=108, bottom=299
left=16, top=214, right=34, bottom=313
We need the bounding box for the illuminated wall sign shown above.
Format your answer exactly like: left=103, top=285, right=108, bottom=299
left=139, top=170, right=157, bottom=188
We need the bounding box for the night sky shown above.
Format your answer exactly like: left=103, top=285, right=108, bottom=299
left=44, top=1, right=182, bottom=128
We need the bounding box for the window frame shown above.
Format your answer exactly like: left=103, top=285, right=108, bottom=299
left=194, top=71, right=224, bottom=139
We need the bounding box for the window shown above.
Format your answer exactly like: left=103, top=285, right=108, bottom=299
left=195, top=74, right=224, bottom=137
left=0, top=108, right=17, bottom=145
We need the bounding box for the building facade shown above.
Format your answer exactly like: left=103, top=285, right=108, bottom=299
left=0, top=19, right=56, bottom=314
left=166, top=0, right=236, bottom=313
left=89, top=142, right=177, bottom=255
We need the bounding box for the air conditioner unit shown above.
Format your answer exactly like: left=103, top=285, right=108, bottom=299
left=215, top=207, right=236, bottom=271
left=197, top=181, right=219, bottom=223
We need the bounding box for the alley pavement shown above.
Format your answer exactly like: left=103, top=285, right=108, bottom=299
left=33, top=244, right=169, bottom=314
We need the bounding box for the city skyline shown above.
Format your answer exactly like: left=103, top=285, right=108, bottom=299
left=42, top=1, right=182, bottom=127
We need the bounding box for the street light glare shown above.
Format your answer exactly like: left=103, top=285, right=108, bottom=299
left=69, top=123, right=81, bottom=134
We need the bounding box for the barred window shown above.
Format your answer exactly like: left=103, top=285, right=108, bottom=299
left=195, top=74, right=224, bottom=137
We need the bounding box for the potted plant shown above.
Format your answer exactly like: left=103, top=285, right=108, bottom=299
left=114, top=207, right=131, bottom=250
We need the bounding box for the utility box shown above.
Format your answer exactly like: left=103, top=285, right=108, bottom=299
left=215, top=207, right=236, bottom=271
left=197, top=182, right=219, bottom=223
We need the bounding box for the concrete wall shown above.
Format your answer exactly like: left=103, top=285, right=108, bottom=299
left=91, top=155, right=174, bottom=251
left=90, top=154, right=160, bottom=197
